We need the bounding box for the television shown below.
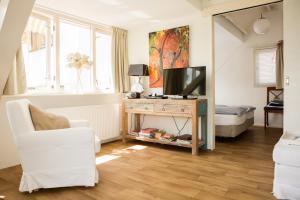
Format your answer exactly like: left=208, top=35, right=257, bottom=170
left=163, top=66, right=206, bottom=98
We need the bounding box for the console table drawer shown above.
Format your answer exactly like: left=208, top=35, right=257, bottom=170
left=154, top=104, right=192, bottom=114
left=125, top=103, right=154, bottom=112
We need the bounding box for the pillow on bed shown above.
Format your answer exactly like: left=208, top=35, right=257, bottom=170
left=216, top=105, right=256, bottom=116
left=215, top=105, right=247, bottom=116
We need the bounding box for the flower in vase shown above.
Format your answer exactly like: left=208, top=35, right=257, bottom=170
left=66, top=52, right=92, bottom=69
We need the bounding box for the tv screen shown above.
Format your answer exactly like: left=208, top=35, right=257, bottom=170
left=163, top=66, right=206, bottom=96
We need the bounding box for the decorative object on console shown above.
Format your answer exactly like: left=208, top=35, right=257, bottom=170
left=154, top=129, right=166, bottom=139
left=66, top=52, right=92, bottom=91
left=149, top=26, right=189, bottom=88
left=160, top=133, right=176, bottom=142
left=128, top=64, right=149, bottom=98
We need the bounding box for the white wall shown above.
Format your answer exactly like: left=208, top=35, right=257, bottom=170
left=215, top=9, right=283, bottom=127
left=0, top=93, right=121, bottom=169
left=128, top=14, right=214, bottom=149
left=283, top=0, right=300, bottom=135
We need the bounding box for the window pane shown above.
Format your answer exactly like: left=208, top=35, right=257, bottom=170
left=60, top=21, right=92, bottom=91
left=255, top=48, right=277, bottom=86
left=95, top=32, right=112, bottom=91
left=22, top=16, right=50, bottom=88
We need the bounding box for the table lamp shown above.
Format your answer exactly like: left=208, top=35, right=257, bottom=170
left=128, top=64, right=149, bottom=98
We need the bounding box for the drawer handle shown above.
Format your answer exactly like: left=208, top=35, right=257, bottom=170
left=145, top=107, right=148, bottom=110
left=162, top=108, right=165, bottom=111
left=181, top=108, right=185, bottom=112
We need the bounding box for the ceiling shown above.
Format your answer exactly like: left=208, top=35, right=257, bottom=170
left=35, top=0, right=202, bottom=29
left=35, top=0, right=281, bottom=30
left=214, top=2, right=283, bottom=41
left=221, top=2, right=282, bottom=35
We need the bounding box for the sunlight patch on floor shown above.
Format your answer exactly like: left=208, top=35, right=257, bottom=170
left=111, top=145, right=148, bottom=154
left=126, top=145, right=147, bottom=150
left=96, top=155, right=120, bottom=165
left=96, top=145, right=147, bottom=164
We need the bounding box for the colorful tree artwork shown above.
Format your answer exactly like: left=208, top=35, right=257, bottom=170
left=149, top=25, right=189, bottom=88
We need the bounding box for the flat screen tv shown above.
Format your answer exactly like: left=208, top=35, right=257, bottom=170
left=163, top=66, right=206, bottom=97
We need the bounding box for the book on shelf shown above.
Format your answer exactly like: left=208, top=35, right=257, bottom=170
left=129, top=129, right=193, bottom=145
left=160, top=133, right=176, bottom=142
left=177, top=134, right=192, bottom=140
left=176, top=139, right=192, bottom=145
left=139, top=133, right=155, bottom=138
left=141, top=128, right=158, bottom=134
left=128, top=129, right=140, bottom=137
left=138, top=128, right=158, bottom=138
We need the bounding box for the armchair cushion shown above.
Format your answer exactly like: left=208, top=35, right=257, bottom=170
left=29, top=104, right=70, bottom=131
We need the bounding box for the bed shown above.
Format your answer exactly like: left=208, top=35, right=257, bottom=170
left=215, top=105, right=256, bottom=137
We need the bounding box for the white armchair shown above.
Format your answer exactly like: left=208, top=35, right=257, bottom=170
left=273, top=132, right=300, bottom=199
left=6, top=99, right=99, bottom=193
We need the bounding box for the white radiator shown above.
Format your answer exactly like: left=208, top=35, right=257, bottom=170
left=47, top=104, right=121, bottom=142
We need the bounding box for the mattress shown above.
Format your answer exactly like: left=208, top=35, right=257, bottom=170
left=215, top=109, right=255, bottom=137
left=215, top=111, right=254, bottom=126
left=215, top=118, right=254, bottom=137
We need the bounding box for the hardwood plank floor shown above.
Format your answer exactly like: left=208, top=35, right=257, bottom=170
left=0, top=127, right=282, bottom=200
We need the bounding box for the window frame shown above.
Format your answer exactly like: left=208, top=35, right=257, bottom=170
left=254, top=46, right=277, bottom=88
left=94, top=28, right=113, bottom=92
left=22, top=12, right=52, bottom=89
left=25, top=7, right=113, bottom=93
left=58, top=18, right=93, bottom=90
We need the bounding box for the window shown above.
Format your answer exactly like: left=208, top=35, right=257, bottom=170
left=95, top=31, right=112, bottom=91
left=255, top=47, right=277, bottom=87
left=21, top=10, right=113, bottom=93
left=59, top=20, right=92, bottom=91
left=22, top=14, right=52, bottom=89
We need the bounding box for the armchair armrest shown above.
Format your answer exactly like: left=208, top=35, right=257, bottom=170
left=69, top=120, right=90, bottom=128
left=17, top=127, right=94, bottom=151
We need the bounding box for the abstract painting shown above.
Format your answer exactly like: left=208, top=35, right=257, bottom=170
left=149, top=25, right=189, bottom=88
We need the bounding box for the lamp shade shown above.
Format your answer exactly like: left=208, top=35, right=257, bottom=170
left=128, top=64, right=149, bottom=76
left=253, top=17, right=271, bottom=35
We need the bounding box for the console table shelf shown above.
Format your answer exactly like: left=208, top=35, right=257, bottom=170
left=126, top=135, right=205, bottom=148
left=122, top=98, right=207, bottom=155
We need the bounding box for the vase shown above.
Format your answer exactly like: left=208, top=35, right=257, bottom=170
left=76, top=69, right=83, bottom=93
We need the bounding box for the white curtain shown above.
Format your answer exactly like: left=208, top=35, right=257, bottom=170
left=112, top=27, right=130, bottom=93
left=3, top=47, right=27, bottom=95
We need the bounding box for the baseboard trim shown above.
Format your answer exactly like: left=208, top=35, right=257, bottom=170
left=253, top=124, right=283, bottom=129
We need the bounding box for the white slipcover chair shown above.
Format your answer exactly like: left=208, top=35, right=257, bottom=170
left=273, top=133, right=300, bottom=200
left=6, top=99, right=99, bottom=193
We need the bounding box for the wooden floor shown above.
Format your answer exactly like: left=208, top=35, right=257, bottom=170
left=0, top=127, right=282, bottom=200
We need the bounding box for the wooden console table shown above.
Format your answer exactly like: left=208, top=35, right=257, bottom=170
left=122, top=98, right=207, bottom=155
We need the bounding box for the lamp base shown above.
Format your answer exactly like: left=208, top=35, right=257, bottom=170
left=131, top=77, right=144, bottom=93
left=127, top=92, right=141, bottom=99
